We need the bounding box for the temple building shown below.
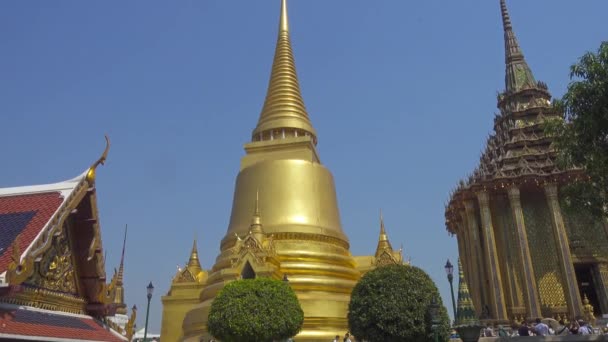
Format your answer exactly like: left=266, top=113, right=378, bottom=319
left=160, top=1, right=405, bottom=340
left=0, top=137, right=136, bottom=341
left=445, top=0, right=608, bottom=323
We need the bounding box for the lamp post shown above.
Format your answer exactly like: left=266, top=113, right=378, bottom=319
left=445, top=259, right=457, bottom=321
left=143, top=281, right=154, bottom=342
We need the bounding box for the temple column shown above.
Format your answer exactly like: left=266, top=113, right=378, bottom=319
left=476, top=191, right=508, bottom=321
left=463, top=201, right=486, bottom=315
left=594, top=263, right=608, bottom=315
left=544, top=183, right=583, bottom=317
left=507, top=186, right=542, bottom=318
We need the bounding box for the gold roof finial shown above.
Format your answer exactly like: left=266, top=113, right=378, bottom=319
left=86, top=135, right=110, bottom=183
left=252, top=0, right=317, bottom=143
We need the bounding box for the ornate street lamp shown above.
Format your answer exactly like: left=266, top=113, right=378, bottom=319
left=143, top=281, right=154, bottom=342
left=445, top=259, right=457, bottom=320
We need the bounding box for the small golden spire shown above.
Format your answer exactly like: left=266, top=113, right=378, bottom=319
left=86, top=135, right=110, bottom=183
left=114, top=224, right=128, bottom=315
left=250, top=190, right=264, bottom=242
left=376, top=210, right=393, bottom=255
left=188, top=239, right=202, bottom=270
left=252, top=0, right=317, bottom=143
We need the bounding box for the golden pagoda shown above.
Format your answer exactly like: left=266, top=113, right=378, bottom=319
left=445, top=0, right=608, bottom=323
left=160, top=1, right=405, bottom=340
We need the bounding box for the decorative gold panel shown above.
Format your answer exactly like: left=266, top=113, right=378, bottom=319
left=521, top=192, right=567, bottom=310
left=26, top=229, right=77, bottom=294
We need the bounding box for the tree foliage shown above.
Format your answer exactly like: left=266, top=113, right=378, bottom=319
left=546, top=41, right=608, bottom=217
left=348, top=264, right=451, bottom=342
left=207, top=277, right=304, bottom=342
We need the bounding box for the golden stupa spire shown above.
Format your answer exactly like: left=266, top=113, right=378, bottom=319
left=114, top=224, right=128, bottom=315
left=376, top=210, right=393, bottom=255
left=187, top=239, right=202, bottom=274
left=252, top=0, right=317, bottom=143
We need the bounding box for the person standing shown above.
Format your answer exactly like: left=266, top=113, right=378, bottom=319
left=518, top=322, right=530, bottom=336
left=332, top=335, right=340, bottom=342
left=343, top=332, right=352, bottom=342
left=533, top=318, right=549, bottom=336
left=484, top=324, right=494, bottom=337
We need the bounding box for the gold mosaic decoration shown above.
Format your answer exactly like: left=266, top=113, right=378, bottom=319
left=27, top=229, right=77, bottom=294
left=522, top=192, right=566, bottom=310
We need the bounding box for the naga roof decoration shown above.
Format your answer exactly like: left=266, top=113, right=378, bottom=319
left=444, top=0, right=583, bottom=233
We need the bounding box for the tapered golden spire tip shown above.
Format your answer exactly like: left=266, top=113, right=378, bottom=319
left=252, top=0, right=317, bottom=143
left=280, top=0, right=289, bottom=32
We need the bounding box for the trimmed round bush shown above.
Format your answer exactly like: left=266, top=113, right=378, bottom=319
left=348, top=264, right=451, bottom=342
left=207, top=277, right=304, bottom=342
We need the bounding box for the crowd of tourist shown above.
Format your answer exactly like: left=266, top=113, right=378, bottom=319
left=480, top=317, right=601, bottom=337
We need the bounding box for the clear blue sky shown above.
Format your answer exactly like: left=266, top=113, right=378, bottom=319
left=1, top=0, right=606, bottom=333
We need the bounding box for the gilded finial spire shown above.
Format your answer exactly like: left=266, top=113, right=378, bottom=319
left=500, top=0, right=536, bottom=93
left=252, top=0, right=317, bottom=143
left=250, top=190, right=264, bottom=241
left=117, top=224, right=127, bottom=284
left=114, top=224, right=128, bottom=315
left=376, top=210, right=393, bottom=255
left=188, top=239, right=202, bottom=271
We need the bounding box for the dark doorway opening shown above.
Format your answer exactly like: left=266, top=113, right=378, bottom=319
left=241, top=261, right=256, bottom=279
left=575, top=263, right=602, bottom=316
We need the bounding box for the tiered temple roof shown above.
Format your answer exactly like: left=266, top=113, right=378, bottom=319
left=0, top=137, right=130, bottom=341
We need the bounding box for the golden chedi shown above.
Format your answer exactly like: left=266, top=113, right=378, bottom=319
left=161, top=1, right=406, bottom=341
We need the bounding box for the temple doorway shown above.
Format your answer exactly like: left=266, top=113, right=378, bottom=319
left=575, top=263, right=602, bottom=316
left=241, top=261, right=256, bottom=279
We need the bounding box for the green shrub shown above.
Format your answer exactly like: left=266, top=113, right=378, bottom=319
left=207, top=277, right=304, bottom=342
left=348, top=264, right=451, bottom=342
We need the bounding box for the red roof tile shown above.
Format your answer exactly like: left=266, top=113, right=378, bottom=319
left=0, top=306, right=125, bottom=341
left=0, top=192, right=64, bottom=273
